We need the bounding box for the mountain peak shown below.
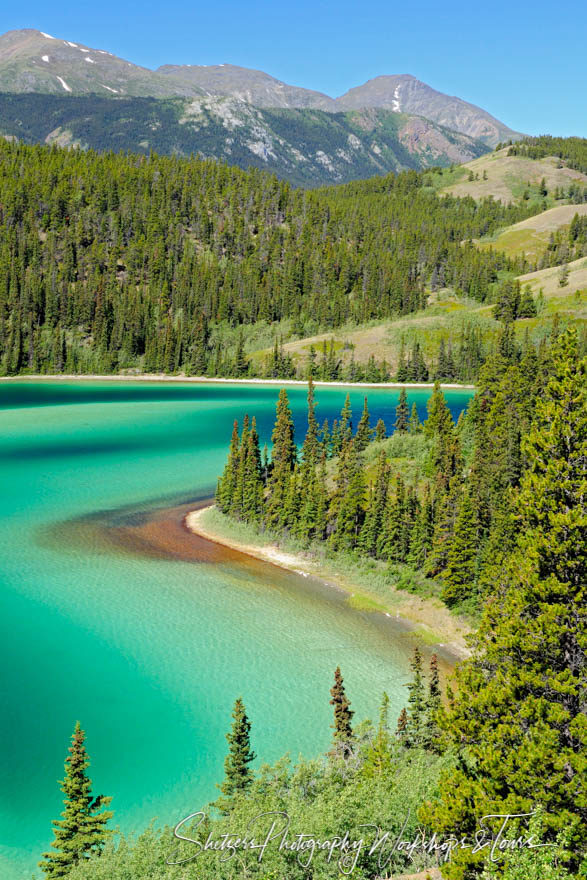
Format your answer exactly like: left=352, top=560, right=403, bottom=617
left=0, top=28, right=521, bottom=145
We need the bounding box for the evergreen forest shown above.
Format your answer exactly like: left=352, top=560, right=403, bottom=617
left=0, top=138, right=550, bottom=378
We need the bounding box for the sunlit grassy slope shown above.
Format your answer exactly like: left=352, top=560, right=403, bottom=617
left=250, top=282, right=585, bottom=377
left=424, top=147, right=587, bottom=205
left=475, top=203, right=587, bottom=260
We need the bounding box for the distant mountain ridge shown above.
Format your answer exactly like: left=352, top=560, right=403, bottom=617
left=0, top=29, right=521, bottom=146
left=0, top=93, right=489, bottom=187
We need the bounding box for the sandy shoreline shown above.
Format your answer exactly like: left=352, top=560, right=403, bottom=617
left=186, top=506, right=472, bottom=660
left=0, top=373, right=475, bottom=390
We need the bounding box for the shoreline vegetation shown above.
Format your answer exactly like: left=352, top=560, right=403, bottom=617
left=0, top=373, right=475, bottom=389
left=186, top=504, right=473, bottom=659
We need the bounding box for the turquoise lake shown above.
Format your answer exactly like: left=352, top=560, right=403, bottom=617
left=0, top=380, right=473, bottom=878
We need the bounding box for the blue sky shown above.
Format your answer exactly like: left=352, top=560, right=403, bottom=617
left=5, top=0, right=587, bottom=136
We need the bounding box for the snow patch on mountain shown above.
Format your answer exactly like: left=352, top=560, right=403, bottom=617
left=40, top=32, right=56, bottom=40
left=392, top=85, right=401, bottom=112
left=56, top=76, right=72, bottom=92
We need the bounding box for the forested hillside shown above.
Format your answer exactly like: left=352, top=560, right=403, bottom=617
left=0, top=93, right=490, bottom=186
left=0, top=140, right=539, bottom=377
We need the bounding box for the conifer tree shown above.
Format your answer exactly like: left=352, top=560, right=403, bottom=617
left=219, top=698, right=256, bottom=803
left=216, top=419, right=240, bottom=513
left=242, top=417, right=264, bottom=522
left=378, top=473, right=407, bottom=561
left=301, top=378, right=319, bottom=464
left=408, top=402, right=422, bottom=434
left=423, top=330, right=586, bottom=878
left=424, top=381, right=453, bottom=439
left=40, top=722, right=113, bottom=878
left=407, top=484, right=433, bottom=567
left=359, top=450, right=389, bottom=556
left=396, top=338, right=408, bottom=381
left=283, top=464, right=301, bottom=531
left=320, top=419, right=331, bottom=456
left=405, top=647, right=426, bottom=748
left=362, top=693, right=392, bottom=777
left=518, top=285, right=537, bottom=318
left=422, top=654, right=442, bottom=752
left=233, top=331, right=249, bottom=377
left=265, top=390, right=296, bottom=529
left=339, top=394, right=353, bottom=444
left=375, top=418, right=386, bottom=442
left=396, top=707, right=409, bottom=744
left=330, top=440, right=366, bottom=549
left=425, top=477, right=461, bottom=577
left=394, top=388, right=409, bottom=433
left=231, top=414, right=250, bottom=519
left=355, top=397, right=373, bottom=451
left=330, top=667, right=354, bottom=751
left=441, top=489, right=479, bottom=605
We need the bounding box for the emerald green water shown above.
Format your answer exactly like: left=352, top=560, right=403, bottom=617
left=0, top=380, right=473, bottom=878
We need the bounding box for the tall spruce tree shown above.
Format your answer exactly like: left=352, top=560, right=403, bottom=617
left=422, top=330, right=586, bottom=878
left=216, top=419, right=240, bottom=513
left=422, top=654, right=442, bottom=752
left=375, top=418, right=387, bottom=442
left=355, top=397, right=373, bottom=451
left=404, top=647, right=426, bottom=748
left=408, top=402, right=422, bottom=434
left=359, top=450, right=390, bottom=556
left=362, top=693, right=393, bottom=777
left=301, top=378, right=319, bottom=464
left=394, top=388, right=409, bottom=433
left=219, top=698, right=256, bottom=803
left=330, top=439, right=366, bottom=549
left=265, top=390, right=296, bottom=529
left=330, top=666, right=354, bottom=751
left=40, top=722, right=113, bottom=878
left=441, top=489, right=479, bottom=606
left=242, top=417, right=264, bottom=522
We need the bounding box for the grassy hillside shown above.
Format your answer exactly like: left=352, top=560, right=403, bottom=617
left=424, top=146, right=587, bottom=206
left=476, top=203, right=587, bottom=261
left=518, top=256, right=587, bottom=299
left=250, top=276, right=585, bottom=377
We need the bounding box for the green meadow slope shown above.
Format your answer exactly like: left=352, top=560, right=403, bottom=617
left=251, top=282, right=585, bottom=378
left=424, top=146, right=587, bottom=206
left=476, top=203, right=587, bottom=261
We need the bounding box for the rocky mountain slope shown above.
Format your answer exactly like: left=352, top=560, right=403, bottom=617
left=0, top=29, right=521, bottom=146
left=335, top=75, right=516, bottom=146
left=0, top=93, right=488, bottom=186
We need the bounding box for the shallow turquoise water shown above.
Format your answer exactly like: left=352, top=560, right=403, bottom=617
left=0, top=380, right=473, bottom=878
